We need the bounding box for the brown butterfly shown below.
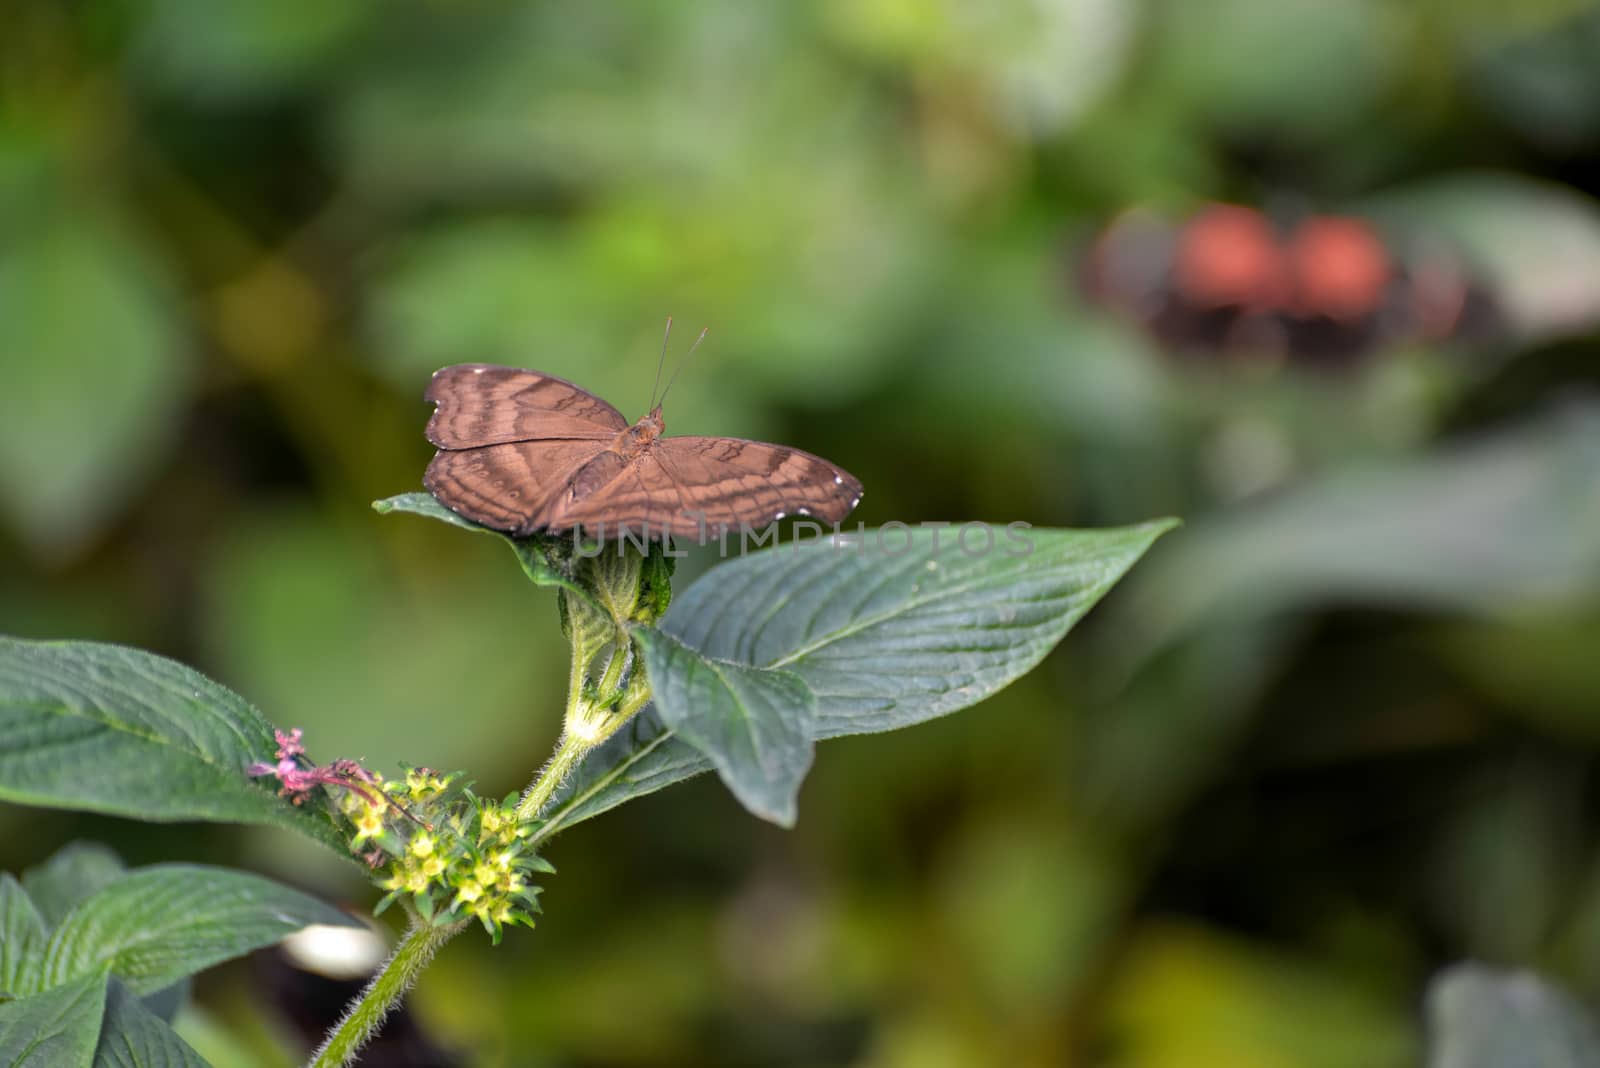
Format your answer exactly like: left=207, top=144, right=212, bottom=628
left=422, top=347, right=862, bottom=540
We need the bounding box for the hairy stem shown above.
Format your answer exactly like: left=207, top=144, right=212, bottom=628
left=308, top=917, right=465, bottom=1068
left=516, top=731, right=589, bottom=822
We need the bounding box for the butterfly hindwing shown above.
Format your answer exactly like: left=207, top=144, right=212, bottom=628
left=548, top=437, right=862, bottom=538
left=423, top=439, right=610, bottom=533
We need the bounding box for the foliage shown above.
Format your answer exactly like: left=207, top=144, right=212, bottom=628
left=6, top=0, right=1600, bottom=1063
left=0, top=842, right=353, bottom=1066
left=0, top=485, right=1166, bottom=1062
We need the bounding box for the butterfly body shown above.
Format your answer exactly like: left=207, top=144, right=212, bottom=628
left=422, top=364, right=861, bottom=539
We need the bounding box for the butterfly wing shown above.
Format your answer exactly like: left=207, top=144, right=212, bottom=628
left=424, top=439, right=609, bottom=533
left=548, top=436, right=863, bottom=538
left=426, top=364, right=629, bottom=448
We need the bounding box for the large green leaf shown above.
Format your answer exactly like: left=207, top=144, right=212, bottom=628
left=22, top=842, right=127, bottom=930
left=38, top=864, right=355, bottom=997
left=662, top=521, right=1176, bottom=737
left=0, top=638, right=343, bottom=852
left=633, top=629, right=815, bottom=826
left=1426, top=964, right=1600, bottom=1067
left=0, top=972, right=106, bottom=1067
left=0, top=876, right=47, bottom=998
left=93, top=978, right=209, bottom=1068
left=542, top=521, right=1171, bottom=829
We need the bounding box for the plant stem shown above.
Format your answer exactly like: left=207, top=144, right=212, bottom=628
left=516, top=732, right=588, bottom=822
left=594, top=629, right=632, bottom=695
left=308, top=917, right=465, bottom=1068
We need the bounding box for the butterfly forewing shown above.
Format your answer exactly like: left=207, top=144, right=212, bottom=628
left=549, top=437, right=862, bottom=538
left=425, top=365, right=628, bottom=448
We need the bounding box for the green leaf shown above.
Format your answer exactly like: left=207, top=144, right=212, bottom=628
left=22, top=842, right=127, bottom=929
left=39, top=864, right=356, bottom=996
left=533, top=709, right=710, bottom=843
left=633, top=629, right=815, bottom=827
left=663, top=521, right=1177, bottom=737
left=373, top=493, right=590, bottom=599
left=0, top=876, right=47, bottom=997
left=1426, top=964, right=1600, bottom=1067
left=543, top=521, right=1171, bottom=830
left=0, top=972, right=106, bottom=1067
left=0, top=637, right=343, bottom=853
left=93, top=978, right=209, bottom=1068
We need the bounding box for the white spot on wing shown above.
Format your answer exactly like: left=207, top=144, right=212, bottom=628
left=775, top=511, right=786, bottom=520
left=472, top=367, right=486, bottom=374
left=850, top=496, right=860, bottom=507
left=834, top=475, right=843, bottom=485
left=797, top=507, right=810, bottom=516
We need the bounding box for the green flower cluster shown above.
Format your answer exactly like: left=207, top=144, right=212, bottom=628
left=347, top=766, right=554, bottom=944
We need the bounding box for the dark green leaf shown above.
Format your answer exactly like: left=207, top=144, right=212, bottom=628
left=136, top=980, right=189, bottom=1026
left=0, top=972, right=105, bottom=1067
left=663, top=521, right=1176, bottom=737
left=0, top=876, right=47, bottom=997
left=543, top=522, right=1170, bottom=830
left=373, top=493, right=589, bottom=599
left=0, top=638, right=343, bottom=852
left=22, top=842, right=127, bottom=929
left=1426, top=963, right=1600, bottom=1067
left=93, top=977, right=209, bottom=1068
left=633, top=629, right=815, bottom=827
left=40, top=865, right=356, bottom=996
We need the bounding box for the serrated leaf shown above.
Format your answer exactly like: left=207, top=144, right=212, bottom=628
left=93, top=977, right=209, bottom=1068
left=0, top=875, right=47, bottom=997
left=540, top=521, right=1170, bottom=831
left=39, top=864, right=356, bottom=996
left=0, top=972, right=106, bottom=1067
left=1426, top=963, right=1600, bottom=1067
left=0, top=637, right=344, bottom=853
left=22, top=842, right=127, bottom=930
left=633, top=629, right=815, bottom=827
left=373, top=493, right=591, bottom=600
left=663, top=521, right=1176, bottom=736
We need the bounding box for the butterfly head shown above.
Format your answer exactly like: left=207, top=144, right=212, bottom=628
left=623, top=406, right=666, bottom=446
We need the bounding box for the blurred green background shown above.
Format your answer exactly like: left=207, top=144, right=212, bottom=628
left=5, top=1, right=1600, bottom=1065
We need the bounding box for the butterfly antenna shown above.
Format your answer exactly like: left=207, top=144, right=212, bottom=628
left=658, top=326, right=709, bottom=408
left=649, top=317, right=673, bottom=410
